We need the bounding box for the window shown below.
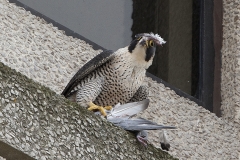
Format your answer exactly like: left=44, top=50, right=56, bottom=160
left=132, top=0, right=222, bottom=116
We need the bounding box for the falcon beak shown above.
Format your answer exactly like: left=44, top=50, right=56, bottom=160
left=140, top=39, right=148, bottom=48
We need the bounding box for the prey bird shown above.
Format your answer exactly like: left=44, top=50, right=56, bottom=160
left=62, top=33, right=166, bottom=116
left=105, top=99, right=176, bottom=149
left=108, top=117, right=176, bottom=147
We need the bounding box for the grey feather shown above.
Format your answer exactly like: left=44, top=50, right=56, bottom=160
left=137, top=130, right=148, bottom=138
left=107, top=99, right=149, bottom=119
left=103, top=100, right=176, bottom=147
left=62, top=50, right=115, bottom=97
left=136, top=130, right=148, bottom=146
left=106, top=100, right=176, bottom=132
left=108, top=118, right=176, bottom=131
left=159, top=130, right=168, bottom=144
left=135, top=33, right=166, bottom=46
left=159, top=130, right=171, bottom=151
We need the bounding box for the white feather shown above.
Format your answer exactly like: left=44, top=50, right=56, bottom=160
left=149, top=32, right=166, bottom=45
left=107, top=99, right=149, bottom=119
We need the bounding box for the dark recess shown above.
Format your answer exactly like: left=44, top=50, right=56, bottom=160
left=131, top=0, right=168, bottom=82
left=213, top=0, right=222, bottom=117
left=0, top=141, right=35, bottom=160
left=198, top=0, right=215, bottom=112
left=132, top=0, right=220, bottom=114
left=192, top=0, right=200, bottom=98
left=131, top=0, right=202, bottom=106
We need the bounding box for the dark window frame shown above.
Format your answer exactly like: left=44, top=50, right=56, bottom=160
left=198, top=0, right=215, bottom=112
left=132, top=0, right=222, bottom=116
left=212, top=0, right=222, bottom=117
left=198, top=0, right=222, bottom=116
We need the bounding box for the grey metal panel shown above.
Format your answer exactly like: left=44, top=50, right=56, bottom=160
left=18, top=0, right=132, bottom=50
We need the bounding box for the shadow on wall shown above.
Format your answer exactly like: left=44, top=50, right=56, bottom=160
left=0, top=141, right=34, bottom=160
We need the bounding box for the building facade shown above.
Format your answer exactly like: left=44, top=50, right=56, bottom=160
left=0, top=0, right=239, bottom=159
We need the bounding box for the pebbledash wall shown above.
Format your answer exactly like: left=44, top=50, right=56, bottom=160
left=221, top=0, right=240, bottom=124
left=0, top=0, right=239, bottom=160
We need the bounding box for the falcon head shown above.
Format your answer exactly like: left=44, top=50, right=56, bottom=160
left=128, top=33, right=166, bottom=68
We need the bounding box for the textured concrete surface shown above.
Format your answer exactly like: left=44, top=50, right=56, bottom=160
left=0, top=0, right=239, bottom=159
left=0, top=0, right=101, bottom=94
left=0, top=62, right=176, bottom=160
left=221, top=0, right=240, bottom=124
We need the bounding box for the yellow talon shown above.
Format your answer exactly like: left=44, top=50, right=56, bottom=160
left=87, top=102, right=111, bottom=117
left=87, top=102, right=100, bottom=110
left=104, top=106, right=112, bottom=110
left=98, top=106, right=107, bottom=117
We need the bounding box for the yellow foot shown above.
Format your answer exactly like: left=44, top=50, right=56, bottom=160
left=87, top=102, right=112, bottom=117
left=104, top=105, right=112, bottom=110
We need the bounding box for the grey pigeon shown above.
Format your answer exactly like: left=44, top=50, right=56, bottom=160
left=103, top=99, right=176, bottom=149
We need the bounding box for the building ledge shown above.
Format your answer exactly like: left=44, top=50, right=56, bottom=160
left=0, top=62, right=177, bottom=159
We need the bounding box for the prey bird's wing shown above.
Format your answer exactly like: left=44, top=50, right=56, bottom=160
left=107, top=99, right=149, bottom=119
left=108, top=118, right=176, bottom=131
left=62, top=50, right=115, bottom=97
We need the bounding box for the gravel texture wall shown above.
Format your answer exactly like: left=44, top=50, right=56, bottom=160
left=221, top=0, right=240, bottom=124
left=0, top=0, right=239, bottom=159
left=0, top=62, right=176, bottom=160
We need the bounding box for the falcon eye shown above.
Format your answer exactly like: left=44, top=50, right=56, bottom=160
left=137, top=36, right=142, bottom=41
left=149, top=40, right=154, bottom=47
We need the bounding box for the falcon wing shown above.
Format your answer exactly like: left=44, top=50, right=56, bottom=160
left=62, top=50, right=115, bottom=97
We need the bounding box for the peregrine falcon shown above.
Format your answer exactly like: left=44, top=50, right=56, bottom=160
left=62, top=33, right=166, bottom=116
